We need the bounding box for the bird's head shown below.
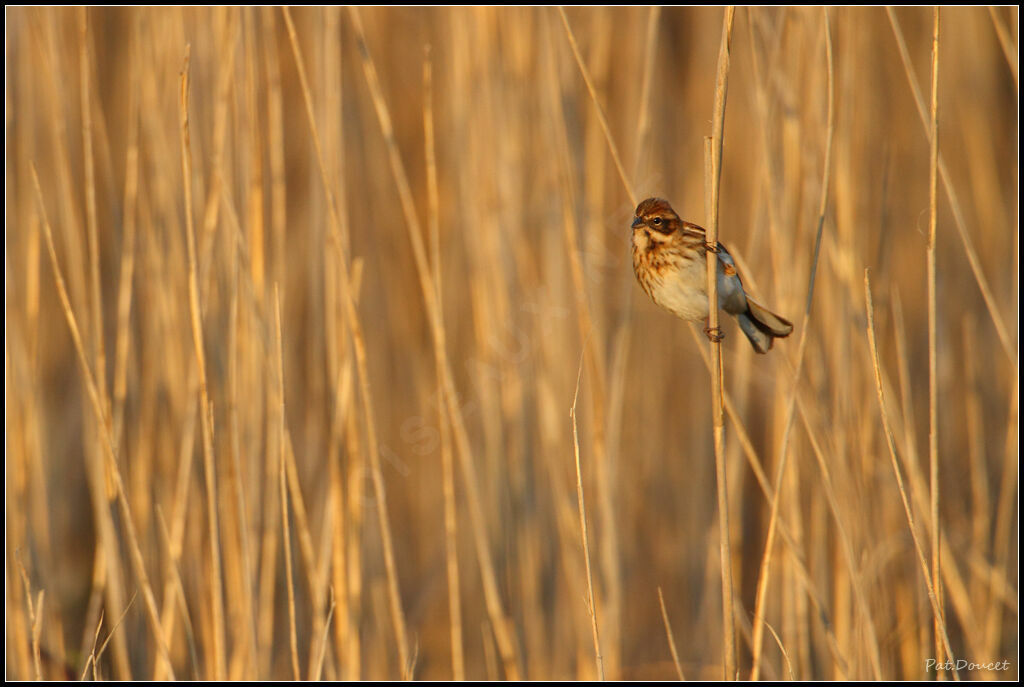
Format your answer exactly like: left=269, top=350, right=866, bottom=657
left=632, top=197, right=683, bottom=236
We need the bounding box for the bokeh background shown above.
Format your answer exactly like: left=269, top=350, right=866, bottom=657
left=5, top=6, right=1018, bottom=681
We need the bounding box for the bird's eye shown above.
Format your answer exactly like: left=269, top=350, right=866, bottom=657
left=652, top=217, right=662, bottom=225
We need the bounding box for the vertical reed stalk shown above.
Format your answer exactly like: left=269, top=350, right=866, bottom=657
left=280, top=8, right=411, bottom=677
left=864, top=270, right=958, bottom=679
left=571, top=354, right=604, bottom=680
left=750, top=8, right=839, bottom=680
left=33, top=166, right=175, bottom=680
left=926, top=7, right=945, bottom=673
left=424, top=45, right=466, bottom=682
left=178, top=48, right=227, bottom=680
left=344, top=6, right=522, bottom=678
left=111, top=21, right=140, bottom=449
left=274, top=289, right=300, bottom=680
left=705, top=7, right=737, bottom=680
left=78, top=8, right=108, bottom=429
left=557, top=7, right=638, bottom=207
left=885, top=7, right=1014, bottom=362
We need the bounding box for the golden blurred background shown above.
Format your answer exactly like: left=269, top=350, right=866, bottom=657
left=5, top=6, right=1018, bottom=681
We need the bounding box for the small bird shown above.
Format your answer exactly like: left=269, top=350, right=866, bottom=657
left=631, top=197, right=793, bottom=353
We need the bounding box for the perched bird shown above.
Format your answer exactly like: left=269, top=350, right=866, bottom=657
left=631, top=197, right=793, bottom=353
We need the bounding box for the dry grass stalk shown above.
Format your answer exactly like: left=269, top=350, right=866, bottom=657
left=154, top=507, right=201, bottom=678
left=312, top=588, right=337, bottom=681
left=631, top=6, right=662, bottom=181
left=425, top=44, right=467, bottom=682
left=987, top=6, right=1018, bottom=88
left=885, top=7, right=1014, bottom=362
left=16, top=558, right=45, bottom=681
left=84, top=591, right=138, bottom=680
left=571, top=352, right=604, bottom=680
left=32, top=165, right=176, bottom=680
left=705, top=7, right=737, bottom=680
left=178, top=46, right=227, bottom=680
left=685, top=321, right=850, bottom=679
left=925, top=7, right=945, bottom=674
left=558, top=7, right=638, bottom=207
left=749, top=8, right=839, bottom=680
left=110, top=18, right=140, bottom=448
left=274, top=288, right=301, bottom=680
left=281, top=7, right=412, bottom=677
left=863, top=270, right=958, bottom=679
left=762, top=618, right=794, bottom=681
left=550, top=12, right=626, bottom=679
left=657, top=587, right=685, bottom=681
left=345, top=6, right=523, bottom=678
left=77, top=8, right=109, bottom=449
left=80, top=608, right=104, bottom=681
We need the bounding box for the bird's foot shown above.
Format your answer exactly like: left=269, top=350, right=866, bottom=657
left=704, top=325, right=725, bottom=343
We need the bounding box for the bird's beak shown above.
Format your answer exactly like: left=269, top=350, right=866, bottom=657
left=631, top=216, right=643, bottom=228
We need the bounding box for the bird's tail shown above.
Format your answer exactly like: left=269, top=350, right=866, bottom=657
left=736, top=298, right=794, bottom=354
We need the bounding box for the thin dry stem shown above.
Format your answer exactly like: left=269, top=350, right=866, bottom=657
left=762, top=618, right=795, bottom=681
left=571, top=352, right=604, bottom=680
left=153, top=390, right=199, bottom=681
left=32, top=165, right=175, bottom=680
left=93, top=591, right=138, bottom=672
left=425, top=44, right=466, bottom=682
left=793, top=387, right=883, bottom=680
left=80, top=608, right=104, bottom=681
left=987, top=6, right=1018, bottom=88
left=631, top=7, right=661, bottom=180
left=17, top=560, right=43, bottom=681
left=750, top=8, right=843, bottom=680
left=885, top=7, right=1014, bottom=362
left=657, top=588, right=685, bottom=681
left=178, top=47, right=227, bottom=680
left=283, top=432, right=322, bottom=616
left=111, top=22, right=140, bottom=448
left=275, top=288, right=300, bottom=681
left=281, top=8, right=412, bottom=677
left=78, top=8, right=109, bottom=439
left=312, top=589, right=337, bottom=681
left=226, top=258, right=259, bottom=679
left=705, top=7, right=737, bottom=680
left=548, top=13, right=622, bottom=677
left=344, top=6, right=522, bottom=678
left=925, top=6, right=945, bottom=671
left=863, top=270, right=958, bottom=679
left=558, top=7, right=637, bottom=208
left=154, top=507, right=201, bottom=680
left=686, top=321, right=850, bottom=678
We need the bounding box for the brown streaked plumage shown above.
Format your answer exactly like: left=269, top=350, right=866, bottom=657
left=631, top=197, right=793, bottom=353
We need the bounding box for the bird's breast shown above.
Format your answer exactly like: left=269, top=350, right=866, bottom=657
left=632, top=237, right=748, bottom=322
left=632, top=237, right=708, bottom=321
left=645, top=256, right=709, bottom=321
